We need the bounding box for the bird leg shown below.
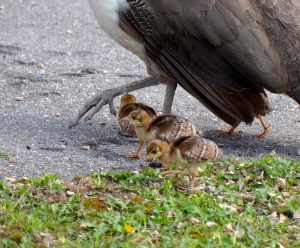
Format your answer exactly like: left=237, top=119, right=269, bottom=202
left=163, top=80, right=177, bottom=114
left=161, top=170, right=188, bottom=177
left=218, top=126, right=240, bottom=135
left=125, top=140, right=145, bottom=159
left=187, top=171, right=198, bottom=192
left=162, top=169, right=198, bottom=192
left=69, top=76, right=159, bottom=128
left=256, top=114, right=270, bottom=139
left=161, top=169, right=187, bottom=189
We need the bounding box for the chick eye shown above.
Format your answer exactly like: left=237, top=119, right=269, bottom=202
left=152, top=151, right=156, bottom=154
left=132, top=116, right=137, bottom=120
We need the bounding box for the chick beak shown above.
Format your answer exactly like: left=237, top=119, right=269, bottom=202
left=146, top=155, right=153, bottom=161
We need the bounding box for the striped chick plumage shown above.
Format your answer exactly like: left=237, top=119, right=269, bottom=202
left=147, top=135, right=222, bottom=190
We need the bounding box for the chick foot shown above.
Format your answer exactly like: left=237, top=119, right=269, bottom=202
left=161, top=170, right=188, bottom=177
left=125, top=153, right=142, bottom=159
left=162, top=170, right=197, bottom=192
left=69, top=76, right=159, bottom=128
left=124, top=140, right=145, bottom=159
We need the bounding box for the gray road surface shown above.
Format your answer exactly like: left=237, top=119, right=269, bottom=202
left=0, top=0, right=299, bottom=179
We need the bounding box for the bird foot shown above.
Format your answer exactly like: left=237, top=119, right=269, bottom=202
left=255, top=124, right=270, bottom=139
left=218, top=127, right=240, bottom=135
left=69, top=88, right=119, bottom=128
left=255, top=114, right=270, bottom=139
left=161, top=170, right=187, bottom=177
left=69, top=76, right=159, bottom=128
left=124, top=153, right=142, bottom=159
left=175, top=182, right=196, bottom=193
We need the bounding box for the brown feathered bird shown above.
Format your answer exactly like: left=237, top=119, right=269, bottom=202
left=70, top=0, right=299, bottom=138
left=125, top=110, right=200, bottom=158
left=117, top=93, right=157, bottom=137
left=147, top=136, right=222, bottom=190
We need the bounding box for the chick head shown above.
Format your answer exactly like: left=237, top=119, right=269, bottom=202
left=127, top=109, right=151, bottom=127
left=146, top=139, right=169, bottom=160
left=120, top=94, right=136, bottom=108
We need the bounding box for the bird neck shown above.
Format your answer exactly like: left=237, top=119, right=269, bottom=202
left=134, top=125, right=148, bottom=141
left=140, top=115, right=152, bottom=129
left=160, top=151, right=172, bottom=166
left=134, top=117, right=153, bottom=141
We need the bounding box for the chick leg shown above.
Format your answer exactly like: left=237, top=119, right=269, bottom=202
left=163, top=80, right=177, bottom=114
left=161, top=170, right=187, bottom=177
left=161, top=170, right=187, bottom=190
left=256, top=114, right=270, bottom=138
left=125, top=140, right=145, bottom=159
left=188, top=171, right=198, bottom=191
left=69, top=76, right=159, bottom=128
left=162, top=169, right=198, bottom=192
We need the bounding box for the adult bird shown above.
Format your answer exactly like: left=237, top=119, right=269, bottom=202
left=70, top=0, right=300, bottom=137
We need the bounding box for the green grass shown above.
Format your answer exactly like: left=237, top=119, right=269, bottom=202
left=0, top=155, right=299, bottom=247
left=0, top=150, right=10, bottom=161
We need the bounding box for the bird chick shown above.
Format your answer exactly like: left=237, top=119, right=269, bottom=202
left=146, top=136, right=222, bottom=191
left=126, top=110, right=201, bottom=158
left=117, top=93, right=157, bottom=137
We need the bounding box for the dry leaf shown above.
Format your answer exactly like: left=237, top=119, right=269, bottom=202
left=206, top=221, right=217, bottom=227
left=37, top=63, right=45, bottom=69
left=66, top=191, right=75, bottom=196
left=275, top=178, right=286, bottom=189
left=15, top=96, right=24, bottom=101
left=293, top=210, right=300, bottom=220
left=81, top=145, right=91, bottom=151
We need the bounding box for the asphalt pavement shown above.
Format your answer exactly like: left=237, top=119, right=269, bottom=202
left=0, top=0, right=299, bottom=179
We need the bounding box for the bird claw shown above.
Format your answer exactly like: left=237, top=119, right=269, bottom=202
left=255, top=124, right=270, bottom=139
left=124, top=152, right=142, bottom=159
left=255, top=115, right=270, bottom=139
left=69, top=88, right=118, bottom=128
left=69, top=76, right=159, bottom=128
left=218, top=128, right=240, bottom=135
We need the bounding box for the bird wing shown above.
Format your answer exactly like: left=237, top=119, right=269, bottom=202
left=171, top=136, right=220, bottom=164
left=147, top=115, right=196, bottom=142
left=256, top=0, right=300, bottom=101
left=145, top=0, right=289, bottom=92
left=118, top=0, right=299, bottom=124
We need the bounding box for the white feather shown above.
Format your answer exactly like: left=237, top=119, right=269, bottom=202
left=89, top=0, right=146, bottom=60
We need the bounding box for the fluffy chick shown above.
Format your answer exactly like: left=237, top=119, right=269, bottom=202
left=117, top=94, right=157, bottom=137
left=126, top=110, right=201, bottom=158
left=146, top=136, right=222, bottom=190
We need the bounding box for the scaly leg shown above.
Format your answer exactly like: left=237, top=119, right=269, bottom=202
left=69, top=76, right=159, bottom=128
left=125, top=140, right=145, bottom=159
left=256, top=114, right=270, bottom=138
left=163, top=80, right=177, bottom=114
